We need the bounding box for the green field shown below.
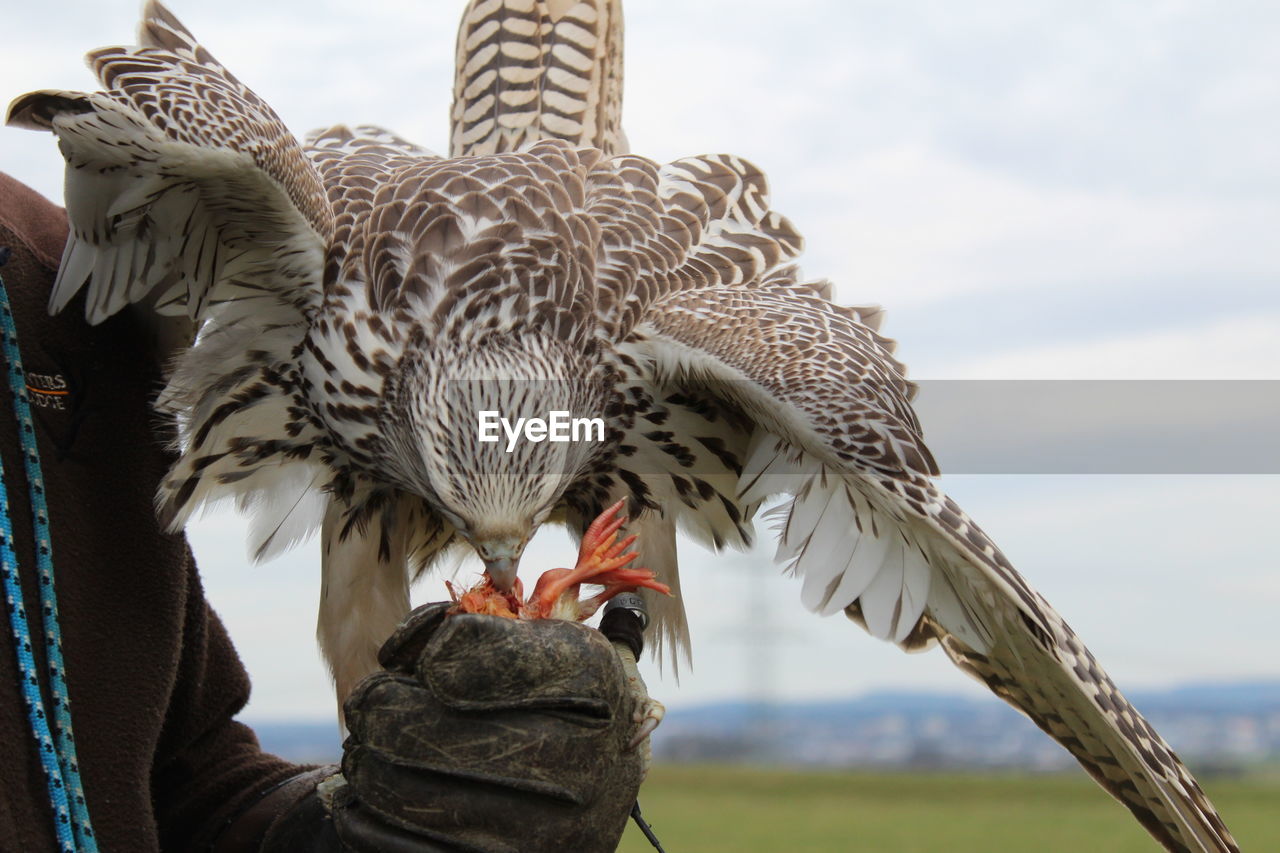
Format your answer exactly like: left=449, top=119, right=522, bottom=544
left=618, top=766, right=1279, bottom=852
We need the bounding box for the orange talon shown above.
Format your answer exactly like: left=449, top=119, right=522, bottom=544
left=533, top=505, right=640, bottom=615
left=450, top=499, right=671, bottom=621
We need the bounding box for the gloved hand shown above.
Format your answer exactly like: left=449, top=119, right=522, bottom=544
left=257, top=602, right=647, bottom=853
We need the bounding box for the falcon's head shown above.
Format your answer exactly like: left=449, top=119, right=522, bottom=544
left=385, top=332, right=615, bottom=590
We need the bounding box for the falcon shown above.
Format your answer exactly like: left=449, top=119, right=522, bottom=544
left=8, top=1, right=1238, bottom=850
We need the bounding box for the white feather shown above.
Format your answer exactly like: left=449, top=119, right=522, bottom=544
left=104, top=174, right=164, bottom=220
left=318, top=497, right=410, bottom=714
left=628, top=505, right=690, bottom=674
left=244, top=464, right=328, bottom=562
left=917, top=534, right=995, bottom=654
left=53, top=237, right=96, bottom=313
left=795, top=483, right=855, bottom=609
left=895, top=541, right=932, bottom=643
left=859, top=542, right=905, bottom=639
left=738, top=434, right=795, bottom=505
left=818, top=519, right=894, bottom=616
left=757, top=452, right=938, bottom=644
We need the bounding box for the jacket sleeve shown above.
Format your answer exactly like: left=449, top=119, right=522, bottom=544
left=151, top=548, right=311, bottom=852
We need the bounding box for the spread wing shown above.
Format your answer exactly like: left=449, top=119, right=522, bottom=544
left=621, top=269, right=1238, bottom=852
left=451, top=0, right=626, bottom=156
left=5, top=1, right=350, bottom=559
left=5, top=0, right=330, bottom=330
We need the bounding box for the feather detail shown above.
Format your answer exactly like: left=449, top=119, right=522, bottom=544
left=243, top=465, right=329, bottom=563
left=451, top=0, right=626, bottom=156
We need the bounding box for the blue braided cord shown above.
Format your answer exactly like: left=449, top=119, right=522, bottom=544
left=0, top=464, right=75, bottom=850
left=0, top=274, right=97, bottom=852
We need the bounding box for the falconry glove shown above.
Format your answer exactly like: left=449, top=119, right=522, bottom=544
left=256, top=602, right=646, bottom=853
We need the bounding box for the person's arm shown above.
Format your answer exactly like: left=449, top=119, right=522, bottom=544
left=150, top=548, right=306, bottom=851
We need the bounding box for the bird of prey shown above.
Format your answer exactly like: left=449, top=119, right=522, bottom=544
left=8, top=1, right=1238, bottom=850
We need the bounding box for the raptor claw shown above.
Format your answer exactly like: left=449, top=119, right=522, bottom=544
left=629, top=710, right=663, bottom=750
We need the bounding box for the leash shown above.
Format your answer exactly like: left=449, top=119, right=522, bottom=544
left=601, top=594, right=669, bottom=852
left=631, top=800, right=668, bottom=853
left=0, top=258, right=98, bottom=852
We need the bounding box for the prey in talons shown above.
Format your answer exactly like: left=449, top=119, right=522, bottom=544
left=448, top=499, right=670, bottom=620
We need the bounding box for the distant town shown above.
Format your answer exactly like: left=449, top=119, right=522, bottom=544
left=652, top=681, right=1280, bottom=773
left=250, top=679, right=1280, bottom=774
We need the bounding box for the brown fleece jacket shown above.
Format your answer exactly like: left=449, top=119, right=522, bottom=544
left=0, top=172, right=302, bottom=850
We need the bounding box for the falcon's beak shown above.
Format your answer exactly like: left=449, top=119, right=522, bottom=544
left=483, top=556, right=520, bottom=592
left=476, top=536, right=526, bottom=592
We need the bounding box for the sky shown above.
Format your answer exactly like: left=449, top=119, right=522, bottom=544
left=2, top=0, right=1278, bottom=721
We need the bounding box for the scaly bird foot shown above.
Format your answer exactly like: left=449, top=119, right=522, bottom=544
left=611, top=637, right=664, bottom=779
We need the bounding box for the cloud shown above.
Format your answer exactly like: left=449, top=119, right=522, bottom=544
left=937, top=474, right=1280, bottom=683
left=934, top=314, right=1280, bottom=379
left=781, top=145, right=1280, bottom=311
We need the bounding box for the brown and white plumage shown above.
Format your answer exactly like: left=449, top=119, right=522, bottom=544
left=7, top=2, right=1238, bottom=850
left=451, top=0, right=626, bottom=157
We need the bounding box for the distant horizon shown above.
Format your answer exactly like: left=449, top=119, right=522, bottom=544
left=240, top=675, right=1280, bottom=726
left=244, top=675, right=1280, bottom=771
